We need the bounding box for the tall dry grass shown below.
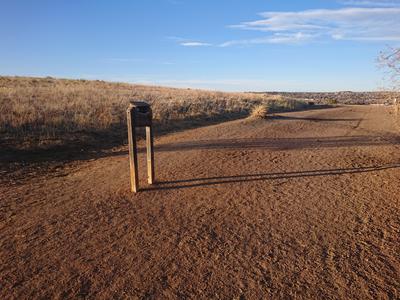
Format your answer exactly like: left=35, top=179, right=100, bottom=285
left=249, top=104, right=269, bottom=119
left=0, top=76, right=308, bottom=149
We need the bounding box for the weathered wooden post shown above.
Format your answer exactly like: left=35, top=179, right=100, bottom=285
left=126, top=101, right=154, bottom=193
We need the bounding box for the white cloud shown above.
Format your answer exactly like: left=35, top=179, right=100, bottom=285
left=220, top=32, right=315, bottom=47
left=180, top=41, right=212, bottom=47
left=224, top=7, right=400, bottom=45
left=167, top=37, right=212, bottom=47
left=340, top=0, right=400, bottom=7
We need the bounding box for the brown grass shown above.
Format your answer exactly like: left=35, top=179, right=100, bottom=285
left=0, top=76, right=308, bottom=150
left=250, top=104, right=269, bottom=119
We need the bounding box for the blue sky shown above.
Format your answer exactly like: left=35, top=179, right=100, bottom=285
left=1, top=0, right=399, bottom=91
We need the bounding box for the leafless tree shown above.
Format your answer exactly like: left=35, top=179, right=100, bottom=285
left=379, top=47, right=400, bottom=111
left=378, top=46, right=400, bottom=91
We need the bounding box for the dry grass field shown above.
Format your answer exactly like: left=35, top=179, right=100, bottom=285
left=0, top=76, right=309, bottom=151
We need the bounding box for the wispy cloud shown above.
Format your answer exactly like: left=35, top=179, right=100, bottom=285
left=180, top=41, right=212, bottom=47
left=220, top=32, right=314, bottom=47
left=166, top=36, right=212, bottom=47
left=339, top=0, right=400, bottom=7
left=223, top=6, right=400, bottom=46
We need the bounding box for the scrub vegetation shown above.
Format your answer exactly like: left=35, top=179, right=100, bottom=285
left=0, top=76, right=308, bottom=149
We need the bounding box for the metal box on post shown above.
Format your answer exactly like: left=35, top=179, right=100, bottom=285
left=126, top=101, right=155, bottom=193
left=131, top=101, right=153, bottom=127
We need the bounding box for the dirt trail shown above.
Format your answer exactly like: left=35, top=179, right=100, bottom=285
left=1, top=105, right=399, bottom=299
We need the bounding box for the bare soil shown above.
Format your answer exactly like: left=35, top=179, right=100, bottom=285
left=1, top=105, right=399, bottom=299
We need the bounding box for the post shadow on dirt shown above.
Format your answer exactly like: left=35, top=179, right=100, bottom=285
left=143, top=163, right=400, bottom=191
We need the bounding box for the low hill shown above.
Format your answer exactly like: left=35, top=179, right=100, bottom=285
left=0, top=76, right=306, bottom=150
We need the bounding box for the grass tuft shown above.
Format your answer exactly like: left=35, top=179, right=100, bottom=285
left=250, top=105, right=269, bottom=119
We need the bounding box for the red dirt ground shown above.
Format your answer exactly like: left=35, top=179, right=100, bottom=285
left=1, top=105, right=399, bottom=299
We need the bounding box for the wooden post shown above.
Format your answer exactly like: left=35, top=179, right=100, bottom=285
left=127, top=106, right=139, bottom=193
left=146, top=125, right=155, bottom=184
left=127, top=101, right=154, bottom=193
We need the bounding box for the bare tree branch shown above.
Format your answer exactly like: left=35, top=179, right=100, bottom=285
left=379, top=46, right=400, bottom=91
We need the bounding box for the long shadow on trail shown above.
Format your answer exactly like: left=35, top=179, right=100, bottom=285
left=63, top=135, right=398, bottom=161
left=5, top=135, right=398, bottom=166
left=154, top=135, right=400, bottom=152
left=270, top=115, right=361, bottom=122
left=144, top=163, right=400, bottom=191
